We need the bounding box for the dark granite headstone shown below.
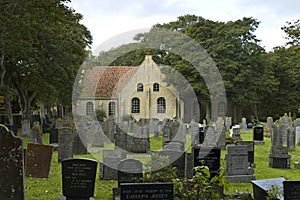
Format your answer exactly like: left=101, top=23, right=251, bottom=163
left=251, top=178, right=285, bottom=200
left=0, top=125, right=25, bottom=200
left=193, top=147, right=221, bottom=177
left=118, top=159, right=143, bottom=187
left=284, top=181, right=300, bottom=200
left=25, top=143, right=54, bottom=178
left=253, top=126, right=264, bottom=141
left=49, top=127, right=58, bottom=144
left=120, top=183, right=173, bottom=200
left=61, top=158, right=97, bottom=200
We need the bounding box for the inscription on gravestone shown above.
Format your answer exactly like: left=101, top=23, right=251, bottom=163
left=193, top=147, right=221, bottom=177
left=284, top=181, right=300, bottom=200
left=25, top=143, right=54, bottom=178
left=0, top=125, right=25, bottom=200
left=120, top=183, right=174, bottom=200
left=61, top=158, right=97, bottom=200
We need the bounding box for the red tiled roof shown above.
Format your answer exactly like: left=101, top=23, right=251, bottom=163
left=81, top=66, right=137, bottom=98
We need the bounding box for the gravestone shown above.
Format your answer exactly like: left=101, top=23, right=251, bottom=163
left=236, top=141, right=255, bottom=167
left=120, top=183, right=174, bottom=200
left=25, top=143, right=54, bottom=178
left=225, top=117, right=232, bottom=129
left=153, top=150, right=186, bottom=178
left=0, top=125, right=25, bottom=200
left=231, top=125, right=242, bottom=141
left=190, top=121, right=199, bottom=145
left=49, top=127, right=58, bottom=144
left=106, top=117, right=115, bottom=142
left=253, top=126, right=265, bottom=145
left=199, top=125, right=205, bottom=144
left=73, top=131, right=88, bottom=155
left=58, top=127, right=74, bottom=162
left=203, top=124, right=217, bottom=147
left=60, top=158, right=97, bottom=200
left=287, top=126, right=295, bottom=151
left=281, top=113, right=292, bottom=145
left=283, top=181, right=300, bottom=200
left=251, top=178, right=285, bottom=200
left=21, top=119, right=31, bottom=137
left=100, top=150, right=127, bottom=180
left=126, top=134, right=150, bottom=153
left=29, top=122, right=43, bottom=144
left=90, top=121, right=104, bottom=147
left=118, top=158, right=143, bottom=187
left=193, top=147, right=221, bottom=177
left=269, top=122, right=291, bottom=169
left=225, top=145, right=255, bottom=182
left=115, top=125, right=127, bottom=150
left=162, top=119, right=172, bottom=143
left=241, top=117, right=247, bottom=133
left=185, top=152, right=194, bottom=179
left=294, top=118, right=300, bottom=146
left=163, top=141, right=184, bottom=151
left=216, top=117, right=226, bottom=150
left=266, top=117, right=274, bottom=129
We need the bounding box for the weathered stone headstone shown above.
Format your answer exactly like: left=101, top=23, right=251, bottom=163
left=21, top=119, right=31, bottom=137
left=58, top=127, right=74, bottom=162
left=25, top=143, right=53, bottom=178
left=225, top=145, right=255, bottom=182
left=127, top=134, right=150, bottom=153
left=241, top=117, right=247, bottom=133
left=163, top=141, right=184, bottom=151
left=115, top=125, right=127, bottom=150
left=283, top=181, right=300, bottom=200
left=162, top=119, right=171, bottom=143
left=60, top=158, right=97, bottom=200
left=287, top=126, right=295, bottom=151
left=193, top=147, right=221, bottom=177
left=294, top=118, right=300, bottom=146
left=281, top=113, right=292, bottom=145
left=266, top=117, right=274, bottom=129
left=225, top=117, right=232, bottom=129
left=251, top=178, right=285, bottom=200
left=269, top=122, right=291, bottom=169
left=29, top=122, right=43, bottom=144
left=236, top=141, right=255, bottom=167
left=190, top=121, right=199, bottom=146
left=253, top=126, right=265, bottom=145
left=0, top=125, right=25, bottom=200
left=216, top=117, right=226, bottom=150
left=120, top=183, right=174, bottom=200
left=203, top=124, right=217, bottom=147
left=100, top=150, right=127, bottom=180
left=118, top=158, right=143, bottom=187
left=73, top=131, right=88, bottom=155
left=106, top=117, right=115, bottom=142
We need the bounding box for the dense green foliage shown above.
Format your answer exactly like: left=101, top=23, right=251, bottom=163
left=0, top=0, right=92, bottom=120
left=95, top=15, right=300, bottom=120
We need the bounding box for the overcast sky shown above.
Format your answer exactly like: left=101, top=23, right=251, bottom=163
left=68, top=0, right=300, bottom=52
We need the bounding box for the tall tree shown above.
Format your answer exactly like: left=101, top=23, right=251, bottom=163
left=0, top=0, right=92, bottom=121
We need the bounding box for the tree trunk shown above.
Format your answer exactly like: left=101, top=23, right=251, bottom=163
left=3, top=85, right=13, bottom=125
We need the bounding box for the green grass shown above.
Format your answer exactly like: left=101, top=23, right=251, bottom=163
left=23, top=130, right=300, bottom=199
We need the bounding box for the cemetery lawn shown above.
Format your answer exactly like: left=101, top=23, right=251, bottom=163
left=24, top=131, right=300, bottom=200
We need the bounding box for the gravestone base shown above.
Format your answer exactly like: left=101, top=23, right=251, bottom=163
left=268, top=154, right=291, bottom=169
left=112, top=187, right=120, bottom=200
left=226, top=174, right=256, bottom=183
left=253, top=140, right=265, bottom=145
left=59, top=196, right=95, bottom=200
